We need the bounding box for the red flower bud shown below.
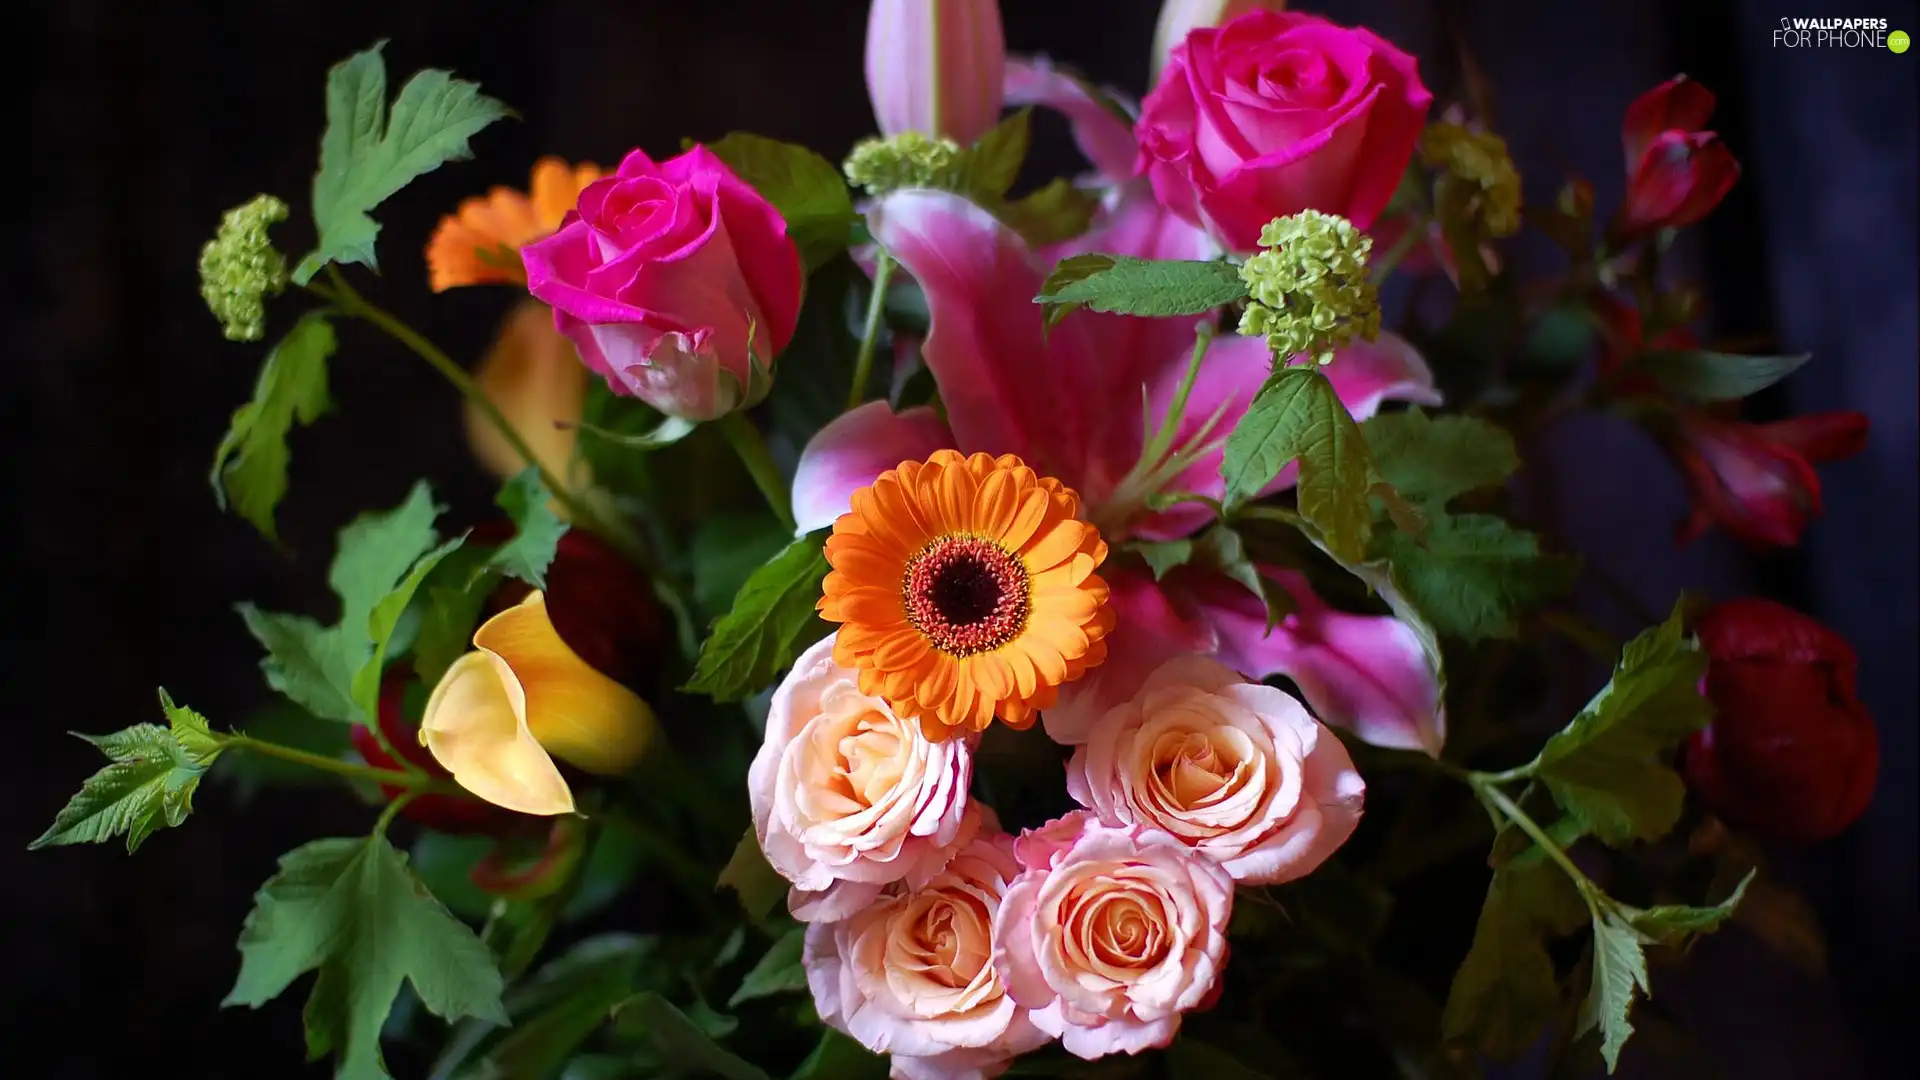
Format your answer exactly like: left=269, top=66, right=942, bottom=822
left=1611, top=76, right=1740, bottom=243
left=349, top=668, right=522, bottom=836
left=1666, top=408, right=1870, bottom=548
left=467, top=524, right=667, bottom=691
left=1683, top=599, right=1878, bottom=843
left=469, top=815, right=591, bottom=900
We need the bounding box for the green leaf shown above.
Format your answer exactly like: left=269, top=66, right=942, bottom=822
left=1634, top=349, right=1812, bottom=402
left=689, top=512, right=793, bottom=624
left=1128, top=538, right=1192, bottom=581
left=705, top=132, right=857, bottom=272
left=1374, top=514, right=1579, bottom=642
left=1192, top=525, right=1292, bottom=630
left=1001, top=177, right=1100, bottom=247
left=578, top=413, right=699, bottom=451
left=456, top=934, right=654, bottom=1080
left=1034, top=253, right=1246, bottom=322
left=238, top=481, right=448, bottom=723
left=294, top=42, right=513, bottom=283
left=31, top=690, right=226, bottom=853
left=1579, top=908, right=1651, bottom=1073
left=211, top=312, right=336, bottom=541
left=1163, top=1038, right=1276, bottom=1079
left=408, top=545, right=498, bottom=688
left=224, top=835, right=507, bottom=1080
left=350, top=533, right=466, bottom=721
left=789, top=1029, right=888, bottom=1080
left=963, top=108, right=1031, bottom=200
left=1531, top=604, right=1711, bottom=845
left=1622, top=869, right=1755, bottom=946
left=1441, top=865, right=1568, bottom=1061
left=487, top=468, right=568, bottom=589
left=727, top=927, right=806, bottom=1007
left=684, top=534, right=831, bottom=701
left=1362, top=408, right=1518, bottom=509
left=1221, top=367, right=1375, bottom=562
left=609, top=992, right=770, bottom=1080
left=717, top=829, right=787, bottom=925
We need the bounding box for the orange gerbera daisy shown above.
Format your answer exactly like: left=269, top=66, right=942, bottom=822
left=426, top=157, right=602, bottom=291
left=819, top=450, right=1115, bottom=739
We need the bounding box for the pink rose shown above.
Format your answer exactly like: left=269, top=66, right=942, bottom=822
left=522, top=146, right=803, bottom=420
left=1136, top=9, right=1432, bottom=252
left=749, top=634, right=979, bottom=922
left=1067, top=656, right=1364, bottom=885
left=805, top=831, right=1053, bottom=1080
left=995, top=816, right=1234, bottom=1059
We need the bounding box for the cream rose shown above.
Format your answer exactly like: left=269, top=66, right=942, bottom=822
left=993, top=816, right=1234, bottom=1059
left=1067, top=655, right=1364, bottom=885
left=805, top=831, right=1053, bottom=1080
left=750, top=633, right=977, bottom=922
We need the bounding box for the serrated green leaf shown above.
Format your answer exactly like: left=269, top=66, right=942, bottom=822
left=1634, top=349, right=1811, bottom=402
left=717, top=829, right=786, bottom=925
left=1374, top=514, right=1579, bottom=642
left=295, top=43, right=512, bottom=283
left=1001, top=177, right=1100, bottom=247
left=1622, top=869, right=1755, bottom=946
left=684, top=535, right=830, bottom=701
left=963, top=108, right=1031, bottom=200
left=240, top=482, right=449, bottom=723
left=32, top=691, right=226, bottom=853
left=1441, top=864, right=1570, bottom=1060
left=727, top=927, right=806, bottom=1008
left=1363, top=408, right=1518, bottom=509
left=224, top=835, right=508, bottom=1080
left=705, top=132, right=856, bottom=272
left=1033, top=253, right=1246, bottom=321
left=408, top=545, right=498, bottom=688
left=1221, top=367, right=1375, bottom=562
left=211, top=312, right=336, bottom=541
left=1579, top=908, right=1651, bottom=1073
left=609, top=992, right=769, bottom=1080
left=1128, top=538, right=1193, bottom=581
left=487, top=468, right=567, bottom=590
left=1531, top=604, right=1711, bottom=846
left=351, top=535, right=464, bottom=720
left=1192, top=525, right=1292, bottom=630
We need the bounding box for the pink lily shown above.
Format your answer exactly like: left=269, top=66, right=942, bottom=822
left=792, top=185, right=1446, bottom=754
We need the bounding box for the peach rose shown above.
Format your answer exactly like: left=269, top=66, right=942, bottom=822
left=750, top=633, right=978, bottom=922
left=805, top=831, right=1053, bottom=1080
left=994, top=816, right=1234, bottom=1059
left=1067, top=656, right=1364, bottom=885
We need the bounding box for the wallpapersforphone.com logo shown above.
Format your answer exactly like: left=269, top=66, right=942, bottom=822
left=1772, top=16, right=1909, bottom=50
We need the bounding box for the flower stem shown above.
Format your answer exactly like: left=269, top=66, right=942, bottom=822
left=223, top=734, right=467, bottom=797
left=1472, top=774, right=1601, bottom=901
left=1370, top=215, right=1429, bottom=285
left=848, top=254, right=896, bottom=411
left=718, top=410, right=794, bottom=532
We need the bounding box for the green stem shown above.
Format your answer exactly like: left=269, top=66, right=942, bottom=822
left=1144, top=322, right=1217, bottom=466
left=848, top=254, right=896, bottom=411
left=373, top=791, right=418, bottom=838
left=224, top=734, right=467, bottom=797
left=1370, top=214, right=1429, bottom=285
left=717, top=411, right=794, bottom=532
left=1473, top=775, right=1600, bottom=900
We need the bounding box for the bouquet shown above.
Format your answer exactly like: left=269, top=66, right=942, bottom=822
left=37, top=2, right=1882, bottom=1078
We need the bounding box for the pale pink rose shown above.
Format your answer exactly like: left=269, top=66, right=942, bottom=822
left=1136, top=9, right=1432, bottom=252
left=994, top=817, right=1234, bottom=1059
left=522, top=146, right=803, bottom=420
left=1067, top=656, right=1364, bottom=885
left=865, top=0, right=1006, bottom=145
left=806, top=831, right=1053, bottom=1080
left=750, top=633, right=977, bottom=922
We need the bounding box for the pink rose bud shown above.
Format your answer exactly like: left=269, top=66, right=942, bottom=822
left=1611, top=76, right=1741, bottom=243
left=1136, top=9, right=1432, bottom=252
left=1149, top=0, right=1289, bottom=85
left=522, top=146, right=803, bottom=421
left=1666, top=408, right=1870, bottom=549
left=994, top=816, right=1234, bottom=1059
left=1067, top=656, right=1364, bottom=885
left=865, top=0, right=1007, bottom=146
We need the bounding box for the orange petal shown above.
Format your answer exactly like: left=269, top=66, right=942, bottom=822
left=465, top=301, right=591, bottom=492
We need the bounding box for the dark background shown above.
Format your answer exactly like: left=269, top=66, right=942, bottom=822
left=3, top=0, right=1913, bottom=1076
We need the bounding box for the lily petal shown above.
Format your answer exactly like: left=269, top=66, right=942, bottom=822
left=1003, top=56, right=1141, bottom=182
left=1320, top=331, right=1444, bottom=422
left=421, top=651, right=577, bottom=816
left=1043, top=568, right=1217, bottom=744
left=792, top=401, right=955, bottom=535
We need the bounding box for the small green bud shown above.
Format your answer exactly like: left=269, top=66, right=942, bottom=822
left=198, top=194, right=291, bottom=342
left=1235, top=211, right=1381, bottom=366
left=1420, top=122, right=1522, bottom=239
left=843, top=133, right=969, bottom=196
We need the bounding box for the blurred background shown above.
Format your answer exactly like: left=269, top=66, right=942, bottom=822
left=3, top=0, right=1913, bottom=1076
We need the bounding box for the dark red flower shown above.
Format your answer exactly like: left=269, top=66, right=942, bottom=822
left=1683, top=599, right=1878, bottom=843
left=1666, top=408, right=1869, bottom=548
left=349, top=668, right=521, bottom=836
left=467, top=523, right=667, bottom=691
left=1611, top=76, right=1740, bottom=243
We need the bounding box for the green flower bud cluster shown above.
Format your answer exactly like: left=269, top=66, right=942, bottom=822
left=1236, top=211, right=1381, bottom=366
left=1420, top=122, right=1522, bottom=239
left=198, top=194, right=291, bottom=342
left=843, top=133, right=970, bottom=196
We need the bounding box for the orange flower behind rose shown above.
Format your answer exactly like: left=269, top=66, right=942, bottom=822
left=819, top=450, right=1115, bottom=739
left=427, top=157, right=602, bottom=291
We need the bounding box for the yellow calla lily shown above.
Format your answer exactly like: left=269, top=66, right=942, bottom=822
left=465, top=299, right=591, bottom=496
left=422, top=591, right=657, bottom=815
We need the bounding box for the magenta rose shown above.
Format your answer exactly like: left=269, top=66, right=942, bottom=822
left=1136, top=9, right=1432, bottom=252
left=522, top=146, right=803, bottom=420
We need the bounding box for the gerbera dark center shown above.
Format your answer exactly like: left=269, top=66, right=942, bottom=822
left=903, top=535, right=1030, bottom=656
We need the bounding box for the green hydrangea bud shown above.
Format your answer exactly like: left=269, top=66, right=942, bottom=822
left=1419, top=122, right=1522, bottom=238
left=199, top=194, right=291, bottom=342
left=843, top=133, right=969, bottom=196
left=1235, top=211, right=1381, bottom=366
